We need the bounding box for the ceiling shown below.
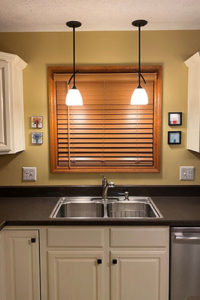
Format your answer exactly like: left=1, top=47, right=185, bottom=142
left=0, top=0, right=200, bottom=32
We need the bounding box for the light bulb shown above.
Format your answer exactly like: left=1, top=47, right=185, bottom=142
left=66, top=88, right=83, bottom=106
left=130, top=87, right=148, bottom=105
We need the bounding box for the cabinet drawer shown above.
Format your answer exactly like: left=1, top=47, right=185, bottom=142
left=110, top=227, right=169, bottom=248
left=47, top=227, right=105, bottom=248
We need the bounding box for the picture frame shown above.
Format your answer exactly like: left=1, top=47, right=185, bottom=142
left=168, top=131, right=181, bottom=145
left=31, top=132, right=43, bottom=144
left=168, top=112, right=182, bottom=126
left=31, top=116, right=43, bottom=129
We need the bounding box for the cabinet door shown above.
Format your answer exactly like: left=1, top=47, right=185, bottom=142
left=4, top=230, right=40, bottom=300
left=0, top=60, right=12, bottom=153
left=111, top=250, right=168, bottom=300
left=0, top=232, right=6, bottom=300
left=48, top=251, right=104, bottom=300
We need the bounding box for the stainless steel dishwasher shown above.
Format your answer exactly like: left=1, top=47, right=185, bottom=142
left=171, top=227, right=200, bottom=300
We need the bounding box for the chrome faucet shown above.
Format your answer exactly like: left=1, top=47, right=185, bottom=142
left=102, top=176, right=115, bottom=201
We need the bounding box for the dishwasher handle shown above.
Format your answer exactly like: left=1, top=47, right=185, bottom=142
left=173, top=233, right=200, bottom=242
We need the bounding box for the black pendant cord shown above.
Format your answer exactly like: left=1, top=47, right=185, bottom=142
left=73, top=26, right=76, bottom=88
left=132, top=19, right=147, bottom=87
left=138, top=25, right=141, bottom=88
left=138, top=25, right=146, bottom=86
left=66, top=21, right=82, bottom=87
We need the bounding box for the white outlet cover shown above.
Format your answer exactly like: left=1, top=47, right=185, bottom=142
left=179, top=166, right=195, bottom=181
left=22, top=167, right=37, bottom=181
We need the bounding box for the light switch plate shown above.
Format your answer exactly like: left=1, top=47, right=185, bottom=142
left=22, top=167, right=37, bottom=181
left=180, top=166, right=195, bottom=181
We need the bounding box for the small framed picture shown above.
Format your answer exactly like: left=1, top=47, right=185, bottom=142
left=31, top=132, right=43, bottom=145
left=168, top=112, right=182, bottom=126
left=168, top=131, right=181, bottom=145
left=31, top=116, right=43, bottom=129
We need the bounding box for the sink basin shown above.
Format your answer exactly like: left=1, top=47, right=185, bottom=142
left=50, top=196, right=162, bottom=219
left=50, top=197, right=104, bottom=218
left=107, top=198, right=161, bottom=218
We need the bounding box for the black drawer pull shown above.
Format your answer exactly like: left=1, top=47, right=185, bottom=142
left=112, top=259, right=117, bottom=264
left=97, top=259, right=102, bottom=264
left=31, top=238, right=36, bottom=243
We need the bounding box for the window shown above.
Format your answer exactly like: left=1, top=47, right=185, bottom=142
left=48, top=66, right=162, bottom=173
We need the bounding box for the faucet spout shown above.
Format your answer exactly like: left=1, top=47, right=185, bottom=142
left=102, top=176, right=115, bottom=201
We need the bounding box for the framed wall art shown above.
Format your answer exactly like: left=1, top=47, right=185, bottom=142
left=168, top=112, right=182, bottom=126
left=31, top=132, right=43, bottom=144
left=31, top=116, right=43, bottom=129
left=168, top=131, right=181, bottom=145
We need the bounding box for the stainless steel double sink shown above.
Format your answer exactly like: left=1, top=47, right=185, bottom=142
left=50, top=196, right=163, bottom=219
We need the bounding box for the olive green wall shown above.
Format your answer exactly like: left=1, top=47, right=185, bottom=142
left=0, top=30, right=200, bottom=186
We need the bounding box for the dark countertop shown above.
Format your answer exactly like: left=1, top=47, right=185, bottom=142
left=0, top=196, right=200, bottom=229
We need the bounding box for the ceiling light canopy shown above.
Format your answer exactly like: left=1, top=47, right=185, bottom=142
left=130, top=19, right=148, bottom=105
left=65, top=20, right=83, bottom=106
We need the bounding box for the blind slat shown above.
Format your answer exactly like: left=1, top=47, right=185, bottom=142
left=58, top=153, right=153, bottom=157
left=58, top=133, right=153, bottom=138
left=58, top=138, right=153, bottom=143
left=58, top=148, right=153, bottom=153
left=58, top=129, right=153, bottom=134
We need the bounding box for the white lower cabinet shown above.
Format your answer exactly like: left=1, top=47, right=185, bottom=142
left=111, top=250, right=168, bottom=300
left=0, top=232, right=6, bottom=300
left=109, top=227, right=169, bottom=300
left=1, top=226, right=169, bottom=300
left=4, top=230, right=41, bottom=300
left=48, top=251, right=104, bottom=300
left=44, top=226, right=169, bottom=300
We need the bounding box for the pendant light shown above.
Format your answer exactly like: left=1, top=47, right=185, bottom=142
left=65, top=21, right=83, bottom=106
left=130, top=19, right=148, bottom=105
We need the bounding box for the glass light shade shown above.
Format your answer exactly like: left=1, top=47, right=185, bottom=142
left=66, top=88, right=83, bottom=106
left=130, top=87, right=148, bottom=105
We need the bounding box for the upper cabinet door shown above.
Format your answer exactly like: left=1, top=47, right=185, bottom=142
left=185, top=52, right=200, bottom=152
left=4, top=230, right=41, bottom=300
left=48, top=250, right=104, bottom=300
left=0, top=60, right=12, bottom=152
left=111, top=250, right=169, bottom=300
left=0, top=51, right=27, bottom=155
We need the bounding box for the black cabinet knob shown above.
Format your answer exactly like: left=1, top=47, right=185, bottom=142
left=112, top=259, right=117, bottom=264
left=31, top=238, right=36, bottom=243
left=97, top=259, right=102, bottom=264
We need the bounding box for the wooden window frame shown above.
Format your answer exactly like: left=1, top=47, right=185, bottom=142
left=48, top=65, right=162, bottom=173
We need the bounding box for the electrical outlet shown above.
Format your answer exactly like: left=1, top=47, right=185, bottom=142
left=22, top=167, right=37, bottom=181
left=180, top=166, right=195, bottom=181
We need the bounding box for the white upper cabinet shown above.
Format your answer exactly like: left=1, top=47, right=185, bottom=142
left=185, top=52, right=200, bottom=152
left=0, top=51, right=27, bottom=154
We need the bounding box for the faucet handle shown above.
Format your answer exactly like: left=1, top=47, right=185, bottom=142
left=118, top=191, right=129, bottom=200
left=124, top=191, right=129, bottom=200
